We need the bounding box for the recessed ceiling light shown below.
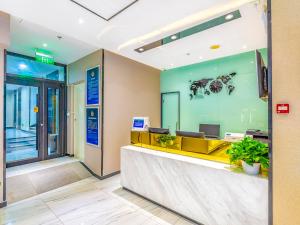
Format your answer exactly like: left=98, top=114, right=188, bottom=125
left=186, top=53, right=191, bottom=56
left=210, top=44, right=221, bottom=50
left=171, top=35, right=178, bottom=40
left=138, top=48, right=144, bottom=52
left=43, top=43, right=48, bottom=47
left=242, top=45, right=248, bottom=49
left=199, top=56, right=203, bottom=60
left=19, top=63, right=27, bottom=70
left=78, top=18, right=85, bottom=24
left=225, top=14, right=234, bottom=20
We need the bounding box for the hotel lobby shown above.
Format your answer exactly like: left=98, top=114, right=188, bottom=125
left=0, top=1, right=299, bottom=225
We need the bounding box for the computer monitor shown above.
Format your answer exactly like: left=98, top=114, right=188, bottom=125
left=199, top=124, right=220, bottom=139
left=132, top=117, right=150, bottom=131
left=148, top=127, right=169, bottom=134
left=176, top=131, right=205, bottom=138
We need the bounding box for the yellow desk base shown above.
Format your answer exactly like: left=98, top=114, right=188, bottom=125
left=133, top=143, right=230, bottom=164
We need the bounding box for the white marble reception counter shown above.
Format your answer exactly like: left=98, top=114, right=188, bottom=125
left=121, top=145, right=268, bottom=225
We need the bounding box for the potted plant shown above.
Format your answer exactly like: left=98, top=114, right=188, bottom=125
left=156, top=134, right=176, bottom=147
left=226, top=137, right=269, bottom=175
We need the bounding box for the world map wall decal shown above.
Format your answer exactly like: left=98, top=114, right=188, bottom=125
left=189, top=72, right=237, bottom=100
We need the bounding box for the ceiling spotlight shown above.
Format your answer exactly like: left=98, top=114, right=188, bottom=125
left=78, top=18, right=85, bottom=24
left=43, top=43, right=48, bottom=47
left=210, top=44, right=221, bottom=50
left=199, top=56, right=203, bottom=60
left=171, top=35, right=178, bottom=40
left=225, top=14, right=234, bottom=20
left=242, top=45, right=248, bottom=49
left=19, top=63, right=27, bottom=70
left=138, top=48, right=144, bottom=52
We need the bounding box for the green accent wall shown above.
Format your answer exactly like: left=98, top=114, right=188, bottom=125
left=160, top=49, right=268, bottom=137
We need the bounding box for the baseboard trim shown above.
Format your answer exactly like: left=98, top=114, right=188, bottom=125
left=80, top=162, right=120, bottom=180
left=0, top=201, right=7, bottom=208
left=123, top=187, right=204, bottom=225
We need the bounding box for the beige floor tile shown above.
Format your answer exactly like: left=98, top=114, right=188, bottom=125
left=67, top=162, right=92, bottom=179
left=175, top=218, right=199, bottom=225
left=6, top=174, right=37, bottom=203
left=39, top=178, right=98, bottom=203
left=2, top=174, right=199, bottom=225
left=28, top=163, right=81, bottom=194
left=0, top=199, right=58, bottom=225
left=148, top=207, right=181, bottom=225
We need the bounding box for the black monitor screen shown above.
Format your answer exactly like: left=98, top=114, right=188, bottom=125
left=149, top=127, right=170, bottom=134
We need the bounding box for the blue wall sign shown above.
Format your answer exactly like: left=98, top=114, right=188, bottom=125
left=86, top=66, right=100, bottom=105
left=86, top=108, right=99, bottom=146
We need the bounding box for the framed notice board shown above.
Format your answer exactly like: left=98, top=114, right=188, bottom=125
left=86, top=66, right=100, bottom=105
left=86, top=107, right=99, bottom=146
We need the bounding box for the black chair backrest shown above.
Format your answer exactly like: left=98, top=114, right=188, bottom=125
left=176, top=131, right=205, bottom=138
left=199, top=124, right=220, bottom=137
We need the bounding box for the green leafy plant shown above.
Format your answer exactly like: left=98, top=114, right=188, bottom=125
left=156, top=134, right=176, bottom=147
left=226, top=137, right=269, bottom=168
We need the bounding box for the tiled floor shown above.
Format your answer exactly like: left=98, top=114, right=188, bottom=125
left=0, top=174, right=197, bottom=225
left=6, top=157, right=90, bottom=204
left=6, top=157, right=79, bottom=178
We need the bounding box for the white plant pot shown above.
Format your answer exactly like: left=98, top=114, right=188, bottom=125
left=242, top=161, right=261, bottom=175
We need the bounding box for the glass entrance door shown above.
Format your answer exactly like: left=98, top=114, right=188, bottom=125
left=5, top=83, right=41, bottom=165
left=5, top=79, right=66, bottom=166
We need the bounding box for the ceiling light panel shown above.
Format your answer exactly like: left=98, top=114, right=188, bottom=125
left=71, top=0, right=138, bottom=21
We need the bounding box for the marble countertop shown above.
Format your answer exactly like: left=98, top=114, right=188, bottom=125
left=123, top=145, right=268, bottom=180
left=121, top=145, right=268, bottom=225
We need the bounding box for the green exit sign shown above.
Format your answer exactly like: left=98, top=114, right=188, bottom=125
left=35, top=49, right=54, bottom=64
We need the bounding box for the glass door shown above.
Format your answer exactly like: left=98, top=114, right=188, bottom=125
left=5, top=82, right=42, bottom=166
left=43, top=82, right=65, bottom=159
left=5, top=79, right=66, bottom=166
left=161, top=92, right=180, bottom=135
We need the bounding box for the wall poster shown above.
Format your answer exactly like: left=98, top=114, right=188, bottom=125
left=86, top=107, right=99, bottom=146
left=86, top=66, right=100, bottom=105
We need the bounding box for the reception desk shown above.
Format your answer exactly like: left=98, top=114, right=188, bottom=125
left=121, top=145, right=268, bottom=225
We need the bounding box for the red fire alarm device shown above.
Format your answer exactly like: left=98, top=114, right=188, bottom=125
left=276, top=104, right=289, bottom=114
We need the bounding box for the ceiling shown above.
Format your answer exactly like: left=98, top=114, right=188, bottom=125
left=0, top=0, right=267, bottom=69
left=7, top=17, right=98, bottom=64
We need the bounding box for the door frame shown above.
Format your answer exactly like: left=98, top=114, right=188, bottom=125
left=4, top=50, right=67, bottom=168
left=42, top=81, right=67, bottom=160
left=161, top=91, right=181, bottom=131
